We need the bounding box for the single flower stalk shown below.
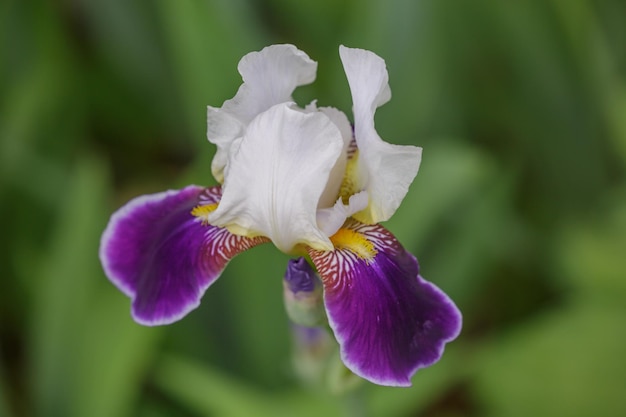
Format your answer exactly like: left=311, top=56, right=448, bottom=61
left=100, top=44, right=461, bottom=387
left=289, top=324, right=335, bottom=387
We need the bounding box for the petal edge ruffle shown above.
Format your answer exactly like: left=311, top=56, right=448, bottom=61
left=208, top=45, right=318, bottom=182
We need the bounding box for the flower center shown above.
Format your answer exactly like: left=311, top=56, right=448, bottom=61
left=338, top=149, right=360, bottom=204
left=330, top=227, right=377, bottom=262
left=191, top=203, right=218, bottom=225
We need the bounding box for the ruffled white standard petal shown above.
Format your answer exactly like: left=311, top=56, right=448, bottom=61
left=208, top=103, right=344, bottom=253
left=208, top=44, right=318, bottom=182
left=339, top=45, right=422, bottom=224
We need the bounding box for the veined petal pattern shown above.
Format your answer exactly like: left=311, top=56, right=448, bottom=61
left=308, top=220, right=461, bottom=386
left=100, top=186, right=267, bottom=325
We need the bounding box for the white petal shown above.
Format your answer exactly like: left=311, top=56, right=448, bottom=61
left=317, top=106, right=353, bottom=208
left=316, top=191, right=368, bottom=237
left=339, top=45, right=421, bottom=223
left=319, top=106, right=353, bottom=148
left=300, top=103, right=353, bottom=209
left=207, top=107, right=243, bottom=183
left=208, top=103, right=344, bottom=253
left=303, top=103, right=353, bottom=145
left=208, top=44, right=317, bottom=182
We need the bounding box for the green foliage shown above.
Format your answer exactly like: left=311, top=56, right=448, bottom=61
left=1, top=0, right=625, bottom=416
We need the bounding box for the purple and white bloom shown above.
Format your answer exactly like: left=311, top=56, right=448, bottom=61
left=100, top=44, right=461, bottom=387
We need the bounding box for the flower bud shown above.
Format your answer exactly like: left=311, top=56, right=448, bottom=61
left=283, top=257, right=325, bottom=326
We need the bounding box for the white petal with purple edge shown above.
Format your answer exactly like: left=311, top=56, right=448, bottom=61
left=339, top=45, right=422, bottom=223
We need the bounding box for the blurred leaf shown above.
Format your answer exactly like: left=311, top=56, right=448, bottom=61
left=154, top=354, right=278, bottom=417
left=264, top=0, right=350, bottom=52
left=426, top=162, right=517, bottom=303
left=366, top=344, right=466, bottom=417
left=555, top=191, right=626, bottom=298
left=29, top=157, right=106, bottom=416
left=29, top=156, right=162, bottom=417
left=388, top=141, right=518, bottom=305
left=206, top=245, right=292, bottom=386
left=604, top=79, right=626, bottom=166
left=75, top=0, right=171, bottom=96
left=0, top=49, right=69, bottom=207
left=484, top=1, right=612, bottom=211
left=0, top=356, right=13, bottom=417
left=69, top=289, right=162, bottom=417
left=156, top=0, right=267, bottom=142
left=154, top=354, right=344, bottom=417
left=339, top=0, right=452, bottom=142
left=474, top=301, right=626, bottom=417
left=387, top=141, right=498, bottom=252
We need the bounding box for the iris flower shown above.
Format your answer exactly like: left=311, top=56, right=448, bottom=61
left=100, top=45, right=461, bottom=387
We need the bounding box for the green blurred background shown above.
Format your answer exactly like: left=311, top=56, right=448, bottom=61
left=2, top=0, right=625, bottom=416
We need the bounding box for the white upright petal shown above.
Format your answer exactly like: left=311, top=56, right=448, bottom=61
left=301, top=103, right=353, bottom=209
left=317, top=106, right=353, bottom=208
left=304, top=100, right=352, bottom=209
left=208, top=103, right=344, bottom=253
left=339, top=45, right=422, bottom=223
left=208, top=45, right=317, bottom=182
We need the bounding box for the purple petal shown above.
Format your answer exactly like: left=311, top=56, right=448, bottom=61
left=308, top=220, right=461, bottom=386
left=100, top=185, right=267, bottom=326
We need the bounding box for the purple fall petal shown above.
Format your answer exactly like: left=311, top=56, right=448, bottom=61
left=308, top=220, right=461, bottom=386
left=100, top=185, right=267, bottom=326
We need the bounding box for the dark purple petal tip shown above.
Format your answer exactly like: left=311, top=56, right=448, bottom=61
left=100, top=186, right=208, bottom=325
left=308, top=222, right=462, bottom=386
